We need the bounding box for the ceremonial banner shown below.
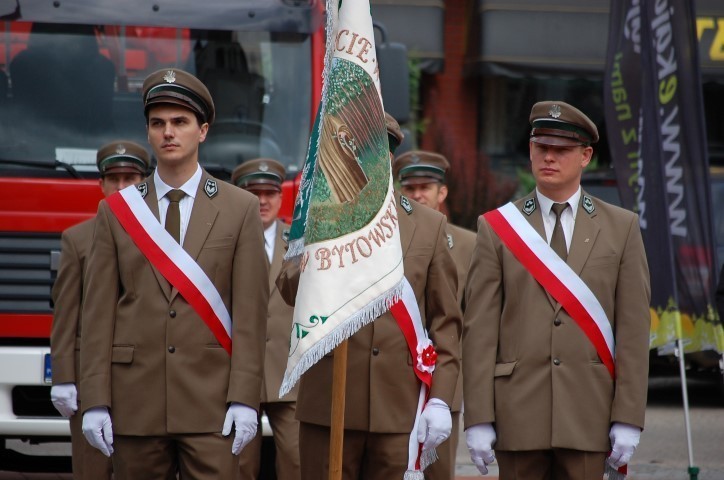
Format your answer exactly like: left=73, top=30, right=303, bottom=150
left=279, top=0, right=404, bottom=396
left=604, top=0, right=724, bottom=354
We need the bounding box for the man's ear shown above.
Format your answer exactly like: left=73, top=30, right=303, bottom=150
left=438, top=184, right=449, bottom=204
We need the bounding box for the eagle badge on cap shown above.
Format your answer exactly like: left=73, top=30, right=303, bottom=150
left=400, top=195, right=413, bottom=214
left=115, top=144, right=126, bottom=155
left=582, top=195, right=595, bottom=214
left=137, top=182, right=148, bottom=199
left=163, top=70, right=176, bottom=84
left=204, top=179, right=218, bottom=198
left=259, top=162, right=269, bottom=172
left=548, top=104, right=562, bottom=119
left=522, top=197, right=536, bottom=215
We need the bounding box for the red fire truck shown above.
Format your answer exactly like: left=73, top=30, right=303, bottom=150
left=0, top=0, right=326, bottom=467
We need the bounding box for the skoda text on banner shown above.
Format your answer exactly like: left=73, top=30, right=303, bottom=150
left=604, top=0, right=724, bottom=354
left=280, top=0, right=404, bottom=397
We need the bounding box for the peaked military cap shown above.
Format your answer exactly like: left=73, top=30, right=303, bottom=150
left=231, top=158, right=286, bottom=192
left=142, top=68, right=215, bottom=125
left=96, top=140, right=150, bottom=176
left=529, top=100, right=599, bottom=147
left=385, top=112, right=404, bottom=154
left=393, top=150, right=450, bottom=186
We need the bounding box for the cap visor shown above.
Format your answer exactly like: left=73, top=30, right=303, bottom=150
left=400, top=176, right=443, bottom=186
left=145, top=97, right=201, bottom=118
left=245, top=183, right=282, bottom=193
left=101, top=166, right=146, bottom=176
left=531, top=135, right=585, bottom=147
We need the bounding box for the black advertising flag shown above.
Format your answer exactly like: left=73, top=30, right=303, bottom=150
left=604, top=0, right=724, bottom=353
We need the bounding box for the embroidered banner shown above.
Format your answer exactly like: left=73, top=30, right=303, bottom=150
left=279, top=0, right=404, bottom=396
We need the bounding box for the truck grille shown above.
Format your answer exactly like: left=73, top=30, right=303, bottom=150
left=0, top=233, right=61, bottom=313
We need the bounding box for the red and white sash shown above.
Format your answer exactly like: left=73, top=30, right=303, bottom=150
left=389, top=277, right=438, bottom=478
left=106, top=185, right=232, bottom=354
left=484, top=202, right=615, bottom=378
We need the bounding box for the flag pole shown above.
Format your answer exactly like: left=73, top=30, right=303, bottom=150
left=674, top=337, right=699, bottom=480
left=329, top=339, right=348, bottom=480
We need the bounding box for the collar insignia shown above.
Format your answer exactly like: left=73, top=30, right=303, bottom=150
left=163, top=70, right=176, bottom=84
left=400, top=195, right=413, bottom=214
left=204, top=179, right=218, bottom=198
left=582, top=195, right=595, bottom=214
left=447, top=233, right=454, bottom=249
left=136, top=182, right=148, bottom=198
left=115, top=144, right=126, bottom=155
left=522, top=197, right=536, bottom=215
left=549, top=104, right=561, bottom=119
left=282, top=228, right=290, bottom=243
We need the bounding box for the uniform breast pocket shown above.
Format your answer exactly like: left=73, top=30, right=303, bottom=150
left=204, top=236, right=235, bottom=250
left=585, top=254, right=618, bottom=268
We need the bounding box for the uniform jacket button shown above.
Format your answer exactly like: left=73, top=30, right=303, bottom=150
left=554, top=318, right=561, bottom=326
left=169, top=310, right=176, bottom=318
left=553, top=358, right=560, bottom=366
left=372, top=347, right=380, bottom=356
left=168, top=345, right=176, bottom=353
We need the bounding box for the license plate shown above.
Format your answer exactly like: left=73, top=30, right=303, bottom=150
left=43, top=353, right=52, bottom=384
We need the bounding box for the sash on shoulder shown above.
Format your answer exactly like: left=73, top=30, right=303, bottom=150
left=484, top=202, right=615, bottom=378
left=106, top=186, right=232, bottom=355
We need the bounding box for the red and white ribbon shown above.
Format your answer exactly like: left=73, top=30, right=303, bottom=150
left=389, top=277, right=437, bottom=478
left=106, top=186, right=232, bottom=354
left=484, top=202, right=615, bottom=377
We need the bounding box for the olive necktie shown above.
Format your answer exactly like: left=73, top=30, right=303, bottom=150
left=165, top=189, right=186, bottom=244
left=550, top=202, right=568, bottom=261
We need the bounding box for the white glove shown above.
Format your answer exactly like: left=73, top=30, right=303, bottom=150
left=222, top=402, right=258, bottom=455
left=82, top=406, right=114, bottom=457
left=608, top=422, right=641, bottom=468
left=466, top=422, right=496, bottom=475
left=416, top=398, right=452, bottom=451
left=50, top=383, right=78, bottom=418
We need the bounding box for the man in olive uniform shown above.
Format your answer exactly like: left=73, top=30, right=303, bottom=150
left=275, top=114, right=463, bottom=480
left=80, top=68, right=269, bottom=480
left=233, top=158, right=301, bottom=480
left=393, top=149, right=476, bottom=480
left=51, top=140, right=150, bottom=479
left=464, top=101, right=650, bottom=479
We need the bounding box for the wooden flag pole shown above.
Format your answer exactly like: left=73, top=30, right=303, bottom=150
left=328, top=338, right=348, bottom=480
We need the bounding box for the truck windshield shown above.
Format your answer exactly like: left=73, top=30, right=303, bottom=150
left=0, top=21, right=312, bottom=180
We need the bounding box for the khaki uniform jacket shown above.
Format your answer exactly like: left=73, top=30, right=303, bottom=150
left=51, top=218, right=95, bottom=385
left=444, top=222, right=476, bottom=413
left=463, top=191, right=650, bottom=452
left=80, top=170, right=269, bottom=436
left=277, top=196, right=462, bottom=433
left=262, top=219, right=297, bottom=403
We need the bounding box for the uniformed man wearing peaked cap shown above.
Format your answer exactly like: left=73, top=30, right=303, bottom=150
left=391, top=148, right=475, bottom=480
left=463, top=101, right=650, bottom=479
left=80, top=68, right=268, bottom=480
left=234, top=157, right=301, bottom=480
left=50, top=139, right=150, bottom=479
